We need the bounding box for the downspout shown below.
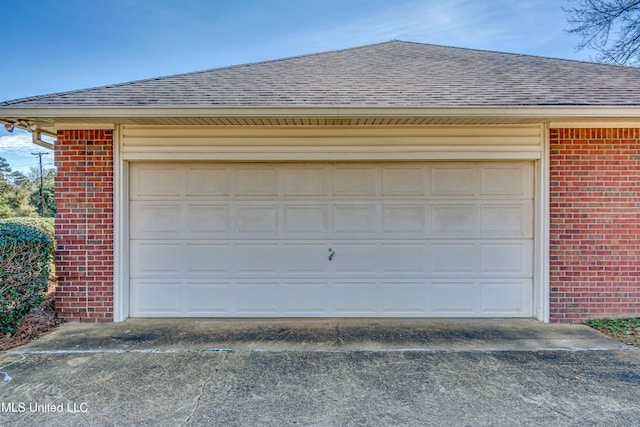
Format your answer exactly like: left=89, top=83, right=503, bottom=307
left=32, top=131, right=55, bottom=150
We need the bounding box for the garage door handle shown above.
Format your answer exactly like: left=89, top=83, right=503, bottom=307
left=328, top=250, right=335, bottom=261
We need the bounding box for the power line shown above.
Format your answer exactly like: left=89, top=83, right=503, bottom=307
left=31, top=152, right=49, bottom=217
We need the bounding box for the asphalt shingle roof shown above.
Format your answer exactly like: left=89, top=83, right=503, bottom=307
left=3, top=40, right=640, bottom=108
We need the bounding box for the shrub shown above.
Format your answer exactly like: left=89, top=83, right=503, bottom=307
left=0, top=217, right=55, bottom=242
left=0, top=221, right=56, bottom=334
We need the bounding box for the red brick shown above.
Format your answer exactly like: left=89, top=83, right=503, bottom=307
left=550, top=128, right=640, bottom=323
left=54, top=129, right=114, bottom=322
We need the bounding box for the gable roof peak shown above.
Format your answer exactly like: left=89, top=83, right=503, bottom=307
left=3, top=40, right=640, bottom=110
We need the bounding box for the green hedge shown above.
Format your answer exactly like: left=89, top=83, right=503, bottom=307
left=0, top=217, right=55, bottom=241
left=0, top=220, right=56, bottom=334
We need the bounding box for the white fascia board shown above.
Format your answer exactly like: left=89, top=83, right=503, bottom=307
left=2, top=106, right=640, bottom=119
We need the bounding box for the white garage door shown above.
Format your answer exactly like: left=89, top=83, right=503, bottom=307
left=129, top=162, right=533, bottom=317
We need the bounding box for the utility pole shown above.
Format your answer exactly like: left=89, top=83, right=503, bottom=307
left=31, top=152, right=49, bottom=216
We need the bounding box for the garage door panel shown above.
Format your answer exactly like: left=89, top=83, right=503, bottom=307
left=431, top=243, right=475, bottom=275
left=480, top=280, right=531, bottom=314
left=333, top=203, right=377, bottom=234
left=130, top=161, right=535, bottom=318
left=235, top=205, right=279, bottom=234
left=480, top=242, right=533, bottom=276
left=130, top=243, right=180, bottom=276
left=235, top=244, right=279, bottom=274
left=185, top=244, right=230, bottom=274
left=283, top=282, right=331, bottom=314
left=382, top=282, right=428, bottom=314
left=233, top=282, right=280, bottom=314
left=382, top=166, right=426, bottom=195
left=431, top=204, right=475, bottom=234
left=332, top=243, right=378, bottom=274
left=382, top=204, right=426, bottom=233
left=381, top=244, right=427, bottom=274
left=131, top=166, right=180, bottom=198
left=479, top=202, right=533, bottom=237
left=334, top=282, right=379, bottom=314
left=130, top=203, right=181, bottom=239
left=185, top=282, right=230, bottom=314
left=131, top=281, right=182, bottom=315
left=284, top=205, right=327, bottom=235
left=283, top=244, right=328, bottom=274
left=480, top=164, right=533, bottom=197
left=431, top=281, right=476, bottom=314
left=185, top=205, right=230, bottom=235
left=333, top=166, right=378, bottom=196
left=235, top=167, right=278, bottom=196
left=185, top=167, right=231, bottom=196
left=431, top=166, right=474, bottom=195
left=284, top=167, right=328, bottom=196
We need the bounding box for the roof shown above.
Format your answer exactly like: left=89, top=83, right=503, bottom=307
left=4, top=40, right=640, bottom=109
left=3, top=40, right=640, bottom=132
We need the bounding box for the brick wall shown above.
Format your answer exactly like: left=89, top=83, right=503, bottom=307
left=54, top=129, right=114, bottom=322
left=550, top=128, right=640, bottom=322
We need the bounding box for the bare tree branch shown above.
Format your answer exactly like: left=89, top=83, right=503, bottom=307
left=565, top=0, right=640, bottom=65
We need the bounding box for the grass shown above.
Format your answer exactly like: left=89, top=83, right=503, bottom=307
left=584, top=318, right=640, bottom=348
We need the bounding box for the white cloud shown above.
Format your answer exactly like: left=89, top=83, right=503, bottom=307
left=0, top=131, right=54, bottom=173
left=0, top=133, right=35, bottom=156
left=296, top=1, right=506, bottom=55
left=299, top=0, right=584, bottom=60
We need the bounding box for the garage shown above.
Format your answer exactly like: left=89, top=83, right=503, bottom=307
left=13, top=40, right=640, bottom=323
left=129, top=161, right=534, bottom=317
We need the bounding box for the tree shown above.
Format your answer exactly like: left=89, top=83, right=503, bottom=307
left=9, top=171, right=29, bottom=188
left=566, top=0, right=640, bottom=65
left=0, top=157, right=10, bottom=187
left=0, top=156, right=43, bottom=218
left=0, top=200, right=12, bottom=218
left=1, top=186, right=36, bottom=217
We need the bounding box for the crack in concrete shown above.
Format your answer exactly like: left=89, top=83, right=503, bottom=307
left=0, top=352, right=26, bottom=382
left=183, top=352, right=229, bottom=426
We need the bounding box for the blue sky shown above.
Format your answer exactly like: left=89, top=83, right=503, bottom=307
left=0, top=0, right=590, bottom=173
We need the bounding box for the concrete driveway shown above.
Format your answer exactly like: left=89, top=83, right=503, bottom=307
left=0, top=319, right=638, bottom=426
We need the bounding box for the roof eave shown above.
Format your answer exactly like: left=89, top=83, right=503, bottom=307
left=2, top=105, right=640, bottom=117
